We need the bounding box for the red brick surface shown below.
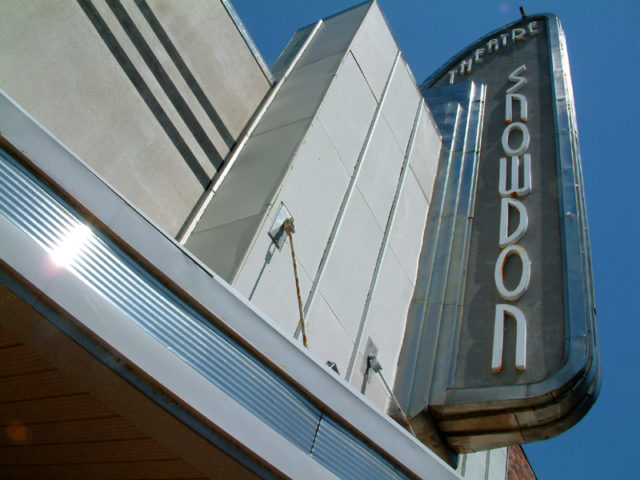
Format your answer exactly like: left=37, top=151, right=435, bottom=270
left=507, top=445, right=537, bottom=480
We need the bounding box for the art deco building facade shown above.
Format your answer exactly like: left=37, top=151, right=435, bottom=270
left=0, top=1, right=597, bottom=478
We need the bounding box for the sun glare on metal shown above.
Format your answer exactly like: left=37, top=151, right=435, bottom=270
left=50, top=224, right=92, bottom=267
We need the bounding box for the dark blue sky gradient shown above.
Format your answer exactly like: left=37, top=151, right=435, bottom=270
left=233, top=1, right=640, bottom=478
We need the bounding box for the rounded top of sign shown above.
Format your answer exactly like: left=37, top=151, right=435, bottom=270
left=422, top=13, right=559, bottom=89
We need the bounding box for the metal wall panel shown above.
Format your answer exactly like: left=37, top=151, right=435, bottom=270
left=312, top=416, right=411, bottom=480
left=395, top=81, right=485, bottom=415
left=0, top=148, right=322, bottom=452
left=388, top=169, right=430, bottom=288
left=185, top=4, right=374, bottom=283
left=253, top=53, right=342, bottom=136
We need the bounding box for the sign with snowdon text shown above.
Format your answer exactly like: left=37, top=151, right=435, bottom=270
left=394, top=14, right=600, bottom=454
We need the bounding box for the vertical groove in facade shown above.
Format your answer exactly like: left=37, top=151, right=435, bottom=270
left=295, top=50, right=402, bottom=337
left=345, top=98, right=424, bottom=381
left=395, top=81, right=486, bottom=412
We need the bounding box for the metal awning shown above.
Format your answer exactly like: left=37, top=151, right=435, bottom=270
left=0, top=90, right=459, bottom=479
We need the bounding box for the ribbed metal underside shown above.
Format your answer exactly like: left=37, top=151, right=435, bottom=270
left=0, top=148, right=410, bottom=479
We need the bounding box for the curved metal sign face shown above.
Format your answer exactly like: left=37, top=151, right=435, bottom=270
left=395, top=14, right=600, bottom=453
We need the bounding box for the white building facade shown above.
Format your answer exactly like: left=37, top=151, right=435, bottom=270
left=0, top=1, right=596, bottom=478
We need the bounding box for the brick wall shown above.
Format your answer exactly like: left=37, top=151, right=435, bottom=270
left=508, top=445, right=537, bottom=479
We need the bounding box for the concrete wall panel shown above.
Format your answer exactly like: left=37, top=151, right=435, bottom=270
left=388, top=168, right=430, bottom=284
left=305, top=294, right=354, bottom=374
left=253, top=53, right=342, bottom=136
left=317, top=53, right=377, bottom=173
left=118, top=1, right=230, bottom=157
left=355, top=118, right=405, bottom=230
left=232, top=211, right=314, bottom=336
left=268, top=122, right=351, bottom=276
left=460, top=451, right=489, bottom=480
left=381, top=60, right=422, bottom=151
left=316, top=190, right=383, bottom=340
left=409, top=104, right=442, bottom=203
left=355, top=251, right=414, bottom=408
left=350, top=3, right=398, bottom=100
left=296, top=3, right=371, bottom=69
left=487, top=448, right=508, bottom=480
left=148, top=0, right=270, bottom=137
left=0, top=0, right=271, bottom=236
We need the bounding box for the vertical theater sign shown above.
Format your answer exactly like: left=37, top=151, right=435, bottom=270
left=395, top=14, right=600, bottom=454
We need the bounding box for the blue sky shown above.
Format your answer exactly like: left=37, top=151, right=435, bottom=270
left=233, top=1, right=640, bottom=478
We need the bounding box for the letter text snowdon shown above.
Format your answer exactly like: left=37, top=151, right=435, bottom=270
left=492, top=64, right=532, bottom=373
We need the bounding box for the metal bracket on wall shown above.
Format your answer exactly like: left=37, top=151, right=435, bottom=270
left=268, top=204, right=292, bottom=249
left=366, top=352, right=417, bottom=437
left=360, top=338, right=378, bottom=394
